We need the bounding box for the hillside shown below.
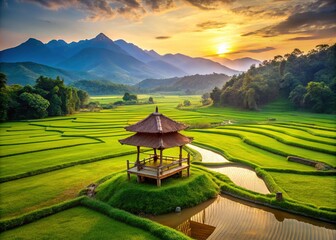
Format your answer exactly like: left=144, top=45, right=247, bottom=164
left=211, top=57, right=261, bottom=71
left=211, top=44, right=336, bottom=113
left=137, top=73, right=231, bottom=94
left=0, top=62, right=97, bottom=85
left=72, top=80, right=137, bottom=95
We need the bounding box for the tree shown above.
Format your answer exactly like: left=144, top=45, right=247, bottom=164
left=123, top=92, right=131, bottom=101
left=201, top=92, right=212, bottom=106
left=148, top=96, right=154, bottom=104
left=0, top=72, right=7, bottom=89
left=210, top=87, right=221, bottom=105
left=19, top=92, right=50, bottom=119
left=122, top=92, right=137, bottom=102
left=289, top=85, right=306, bottom=108
left=304, top=82, right=334, bottom=113
left=183, top=99, right=191, bottom=106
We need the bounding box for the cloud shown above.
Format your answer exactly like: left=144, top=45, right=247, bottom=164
left=156, top=36, right=171, bottom=39
left=205, top=46, right=275, bottom=57
left=143, top=0, right=174, bottom=11
left=245, top=46, right=275, bottom=53
left=288, top=26, right=336, bottom=41
left=242, top=0, right=336, bottom=40
left=185, top=0, right=235, bottom=10
left=22, top=0, right=236, bottom=21
left=196, top=20, right=227, bottom=30
left=231, top=5, right=287, bottom=18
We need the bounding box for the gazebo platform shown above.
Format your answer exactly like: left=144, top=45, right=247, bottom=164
left=127, top=154, right=190, bottom=187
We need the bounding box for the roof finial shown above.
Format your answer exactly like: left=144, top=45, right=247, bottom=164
left=155, top=106, right=159, bottom=113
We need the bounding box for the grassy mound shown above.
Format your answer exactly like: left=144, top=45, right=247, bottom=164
left=95, top=168, right=219, bottom=215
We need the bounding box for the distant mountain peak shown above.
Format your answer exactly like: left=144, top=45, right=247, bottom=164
left=25, top=38, right=44, bottom=46
left=94, top=33, right=111, bottom=41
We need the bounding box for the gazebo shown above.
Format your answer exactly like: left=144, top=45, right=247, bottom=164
left=119, top=107, right=193, bottom=187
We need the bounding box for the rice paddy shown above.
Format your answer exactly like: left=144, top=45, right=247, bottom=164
left=0, top=95, right=335, bottom=239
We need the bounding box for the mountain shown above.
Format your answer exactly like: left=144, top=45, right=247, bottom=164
left=115, top=39, right=186, bottom=77
left=137, top=73, right=231, bottom=94
left=115, top=39, right=155, bottom=63
left=161, top=54, right=240, bottom=76
left=0, top=38, right=65, bottom=66
left=211, top=57, right=261, bottom=71
left=0, top=33, right=241, bottom=85
left=57, top=47, right=163, bottom=84
left=0, top=62, right=98, bottom=85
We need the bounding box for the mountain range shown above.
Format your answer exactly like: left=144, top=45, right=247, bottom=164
left=137, top=73, right=231, bottom=94
left=0, top=33, right=258, bottom=86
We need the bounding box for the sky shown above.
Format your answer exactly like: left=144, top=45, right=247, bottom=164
left=0, top=0, right=335, bottom=61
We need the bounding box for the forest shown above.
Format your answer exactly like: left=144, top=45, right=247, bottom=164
left=0, top=75, right=89, bottom=121
left=210, top=44, right=336, bottom=113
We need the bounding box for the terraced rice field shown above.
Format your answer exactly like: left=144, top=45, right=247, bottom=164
left=1, top=207, right=160, bottom=240
left=0, top=95, right=335, bottom=238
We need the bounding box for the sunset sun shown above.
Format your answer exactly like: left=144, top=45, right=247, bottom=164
left=217, top=43, right=230, bottom=55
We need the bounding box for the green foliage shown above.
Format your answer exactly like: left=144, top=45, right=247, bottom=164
left=183, top=99, right=191, bottom=106
left=0, top=75, right=89, bottom=121
left=19, top=92, right=50, bottom=119
left=211, top=44, right=336, bottom=113
left=304, top=81, right=335, bottom=113
left=95, top=170, right=219, bottom=215
left=122, top=92, right=137, bottom=102
left=148, top=96, right=154, bottom=104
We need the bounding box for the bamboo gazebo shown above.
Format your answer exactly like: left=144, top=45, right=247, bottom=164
left=119, top=107, right=193, bottom=187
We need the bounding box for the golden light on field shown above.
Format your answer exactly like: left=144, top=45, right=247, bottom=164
left=217, top=43, right=231, bottom=56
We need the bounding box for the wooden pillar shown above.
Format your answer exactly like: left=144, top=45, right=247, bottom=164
left=187, top=153, right=190, bottom=177
left=160, top=148, right=163, bottom=166
left=154, top=148, right=158, bottom=162
left=179, top=146, right=182, bottom=166
left=126, top=160, right=130, bottom=181
left=136, top=146, right=140, bottom=171
left=157, top=178, right=161, bottom=187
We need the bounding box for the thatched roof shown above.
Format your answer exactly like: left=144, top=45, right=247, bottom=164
left=119, top=132, right=193, bottom=149
left=125, top=107, right=187, bottom=133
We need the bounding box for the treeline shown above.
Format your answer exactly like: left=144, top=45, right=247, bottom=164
left=211, top=44, right=336, bottom=113
left=0, top=75, right=89, bottom=121
left=73, top=79, right=137, bottom=96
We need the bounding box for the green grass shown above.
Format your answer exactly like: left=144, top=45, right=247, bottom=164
left=0, top=206, right=160, bottom=240
left=0, top=154, right=136, bottom=218
left=188, top=130, right=314, bottom=170
left=0, top=95, right=335, bottom=235
left=209, top=128, right=336, bottom=165
left=269, top=172, right=336, bottom=209
left=95, top=168, right=219, bottom=215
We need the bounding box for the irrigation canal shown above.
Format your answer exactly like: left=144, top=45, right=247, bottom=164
left=150, top=145, right=336, bottom=240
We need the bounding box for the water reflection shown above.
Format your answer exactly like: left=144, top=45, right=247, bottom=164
left=208, top=166, right=270, bottom=194
left=150, top=195, right=336, bottom=240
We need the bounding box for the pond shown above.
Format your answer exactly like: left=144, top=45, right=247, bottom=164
left=150, top=195, right=336, bottom=240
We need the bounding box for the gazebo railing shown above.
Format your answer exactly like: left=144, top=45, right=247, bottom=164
left=127, top=154, right=190, bottom=176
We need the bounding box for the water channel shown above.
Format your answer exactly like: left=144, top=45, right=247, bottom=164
left=149, top=145, right=336, bottom=239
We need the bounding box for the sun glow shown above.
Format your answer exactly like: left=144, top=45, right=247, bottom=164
left=217, top=43, right=230, bottom=55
